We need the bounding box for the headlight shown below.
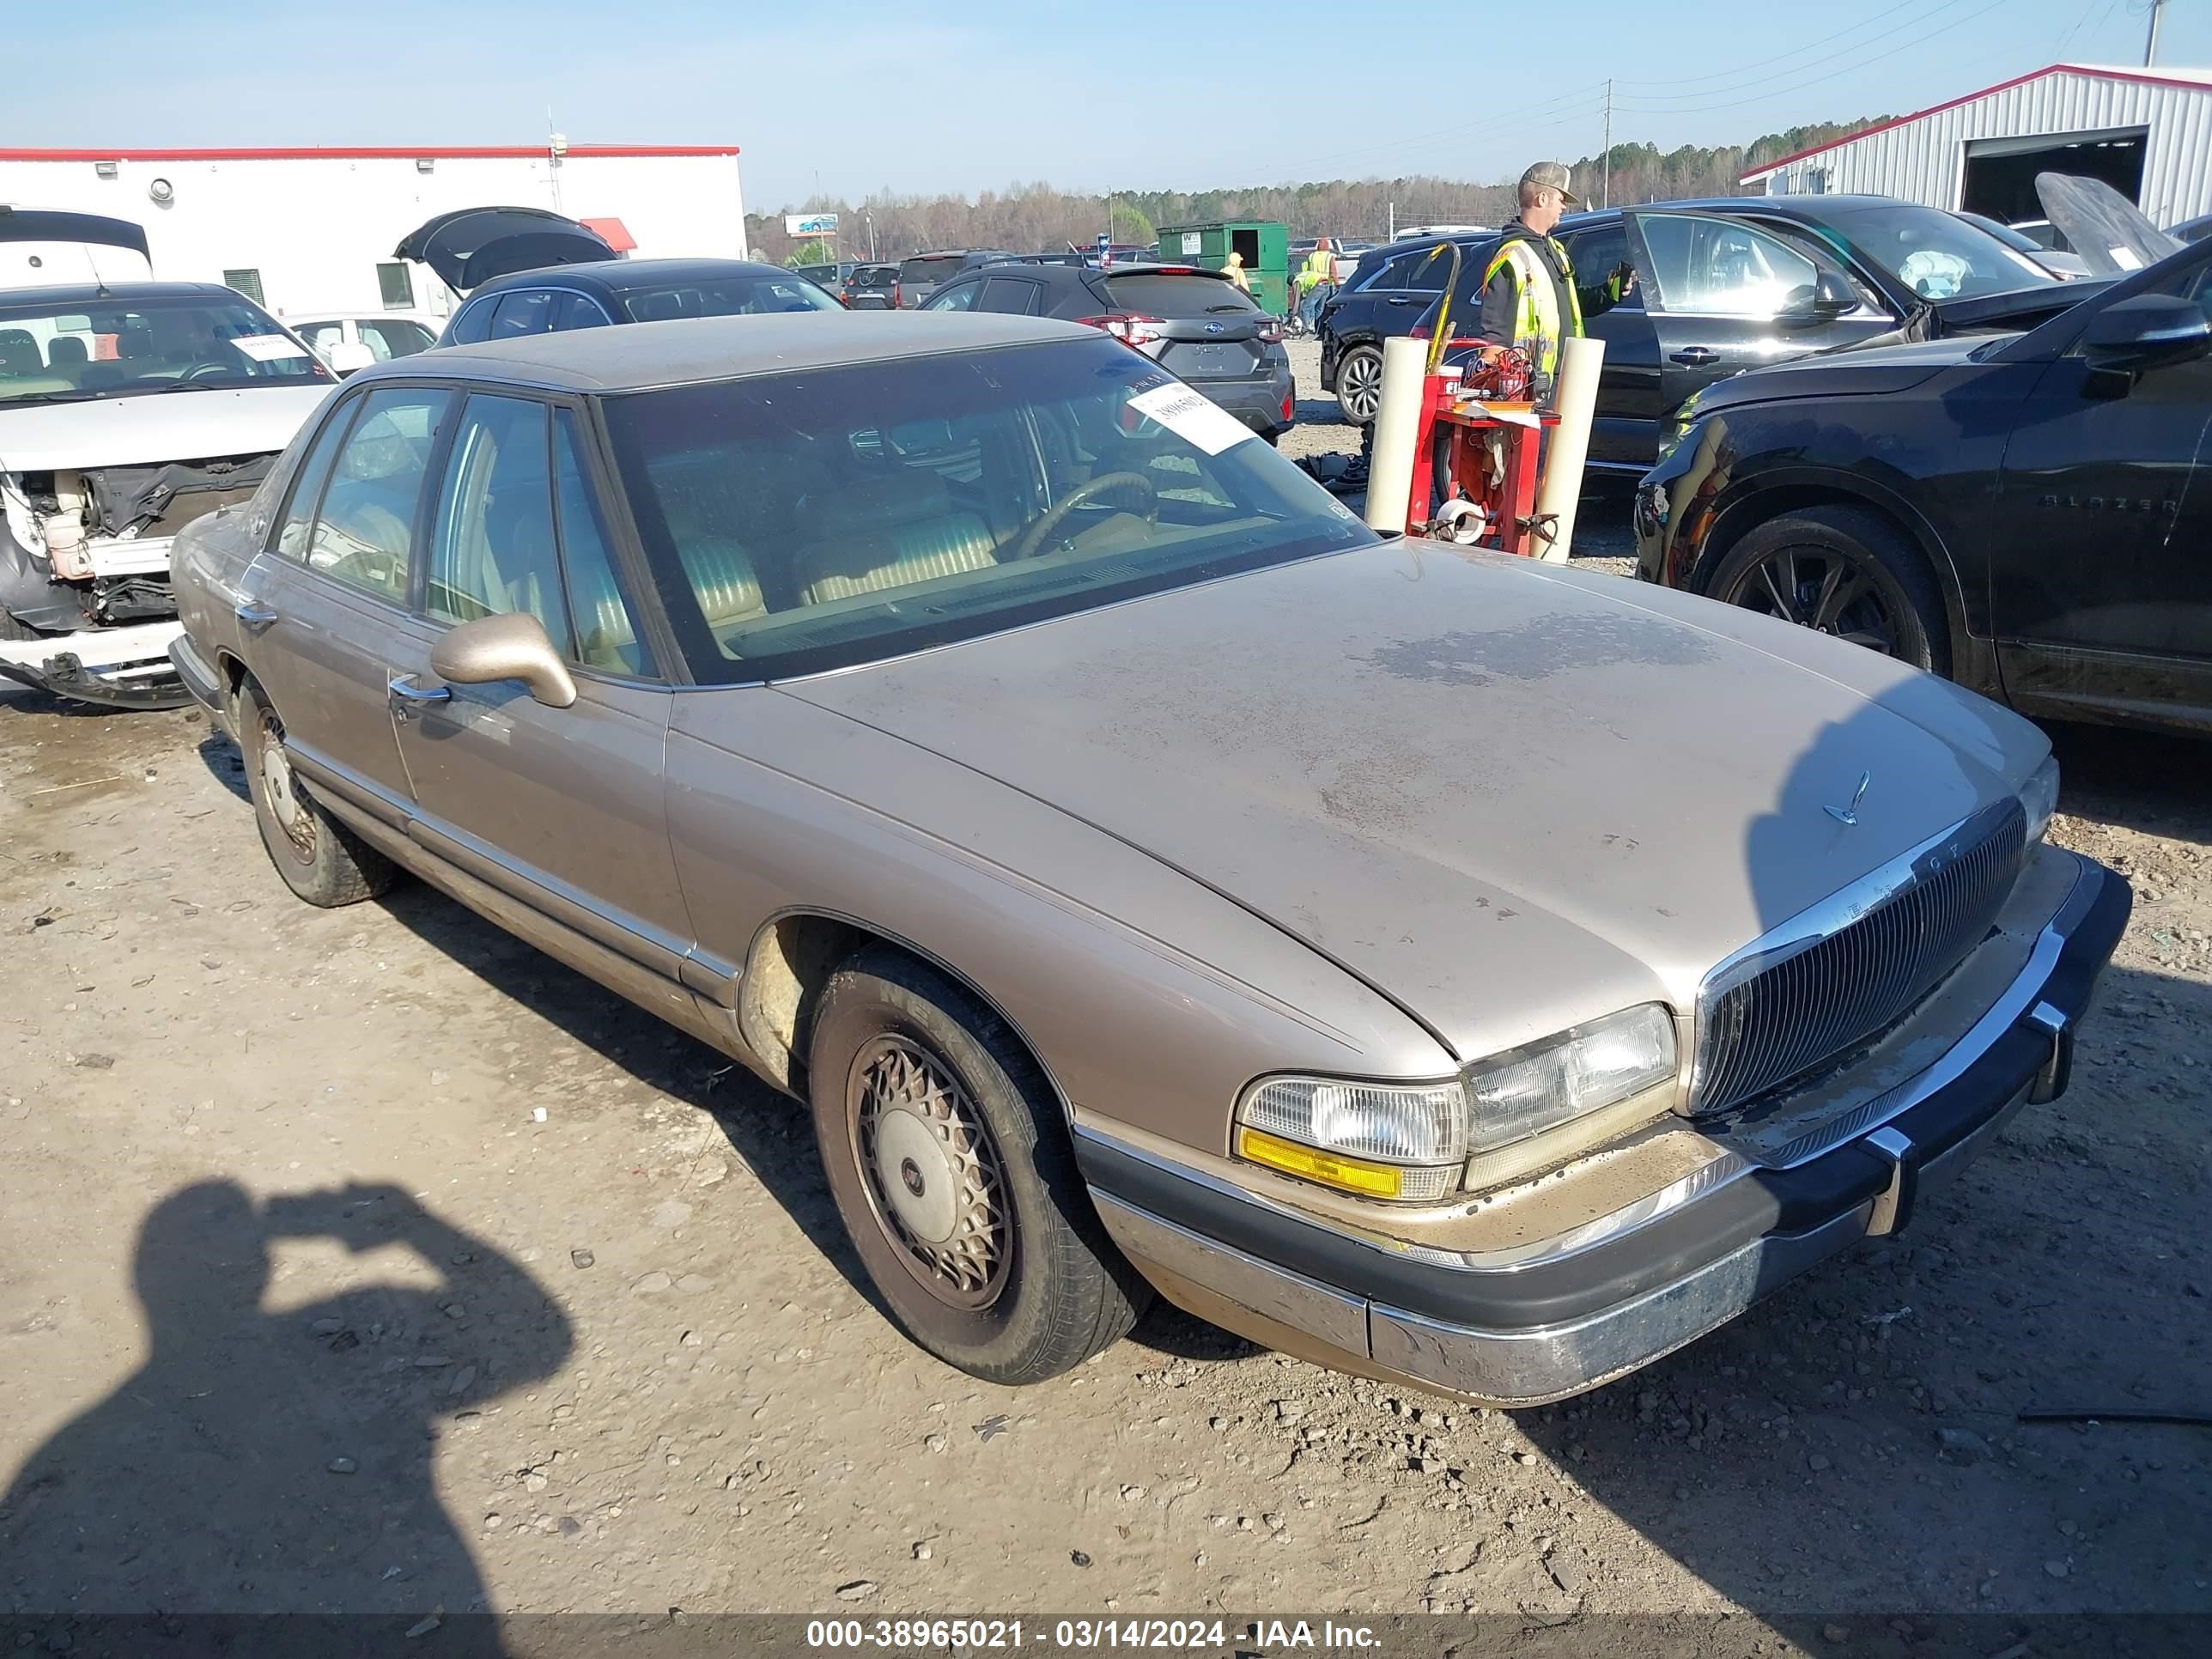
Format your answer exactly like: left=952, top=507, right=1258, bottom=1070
left=2019, top=755, right=2060, bottom=845
left=1463, top=1003, right=1678, bottom=1158
left=1236, top=1077, right=1465, bottom=1202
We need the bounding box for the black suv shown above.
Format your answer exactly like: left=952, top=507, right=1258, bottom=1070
left=894, top=250, right=1017, bottom=309
left=1319, top=198, right=2098, bottom=471
left=1638, top=232, right=2212, bottom=732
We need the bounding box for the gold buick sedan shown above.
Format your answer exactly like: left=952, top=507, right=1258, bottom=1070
left=168, top=313, right=2127, bottom=1405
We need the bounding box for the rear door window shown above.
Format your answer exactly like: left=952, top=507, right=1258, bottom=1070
left=1562, top=224, right=1639, bottom=308
left=489, top=289, right=557, bottom=338
left=899, top=256, right=962, bottom=287
left=307, top=387, right=455, bottom=602
left=977, top=276, right=1043, bottom=315
left=549, top=292, right=612, bottom=331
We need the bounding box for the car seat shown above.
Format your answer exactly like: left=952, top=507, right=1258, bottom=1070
left=793, top=472, right=999, bottom=605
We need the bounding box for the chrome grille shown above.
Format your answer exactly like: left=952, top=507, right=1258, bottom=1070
left=1692, top=799, right=2027, bottom=1117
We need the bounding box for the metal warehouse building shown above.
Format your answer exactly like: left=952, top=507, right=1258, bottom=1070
left=1742, top=63, right=2212, bottom=228
left=0, top=144, right=745, bottom=323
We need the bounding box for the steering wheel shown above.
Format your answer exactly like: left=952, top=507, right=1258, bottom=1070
left=181, top=362, right=234, bottom=382
left=1008, top=471, right=1158, bottom=562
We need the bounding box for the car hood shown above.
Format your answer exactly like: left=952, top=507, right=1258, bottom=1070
left=392, top=206, right=614, bottom=293
left=0, top=383, right=334, bottom=473
left=785, top=542, right=2045, bottom=1062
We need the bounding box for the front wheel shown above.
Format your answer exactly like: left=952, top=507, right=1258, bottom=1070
left=1705, top=507, right=1949, bottom=675
left=807, top=947, right=1149, bottom=1383
left=1334, top=344, right=1383, bottom=425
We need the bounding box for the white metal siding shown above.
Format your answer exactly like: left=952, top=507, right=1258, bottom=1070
left=0, top=152, right=747, bottom=318
left=1749, top=70, right=2212, bottom=224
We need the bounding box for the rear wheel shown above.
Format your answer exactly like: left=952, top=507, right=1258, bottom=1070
left=239, top=678, right=396, bottom=907
left=807, top=947, right=1148, bottom=1383
left=1706, top=507, right=1948, bottom=675
left=1335, top=344, right=1383, bottom=425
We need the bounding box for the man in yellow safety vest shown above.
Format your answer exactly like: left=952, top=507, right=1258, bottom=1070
left=1473, top=161, right=1633, bottom=402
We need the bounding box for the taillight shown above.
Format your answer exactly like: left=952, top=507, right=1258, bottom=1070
left=1079, top=313, right=1164, bottom=348
left=1255, top=317, right=1285, bottom=344
left=1282, top=392, right=1295, bottom=421
left=892, top=282, right=902, bottom=307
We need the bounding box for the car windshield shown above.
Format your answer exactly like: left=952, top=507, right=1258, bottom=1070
left=619, top=276, right=842, bottom=321
left=601, top=336, right=1375, bottom=681
left=1818, top=204, right=2060, bottom=301
left=0, top=293, right=328, bottom=405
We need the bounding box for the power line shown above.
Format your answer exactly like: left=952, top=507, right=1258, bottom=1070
left=1267, top=82, right=1609, bottom=180
left=1612, top=0, right=1981, bottom=106
left=1612, top=0, right=2014, bottom=117
left=1612, top=0, right=1954, bottom=90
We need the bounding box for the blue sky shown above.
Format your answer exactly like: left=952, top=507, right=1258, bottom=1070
left=9, top=0, right=2204, bottom=208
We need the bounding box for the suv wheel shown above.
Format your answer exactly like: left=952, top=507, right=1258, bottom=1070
left=807, top=947, right=1149, bottom=1383
left=1705, top=507, right=1948, bottom=675
left=1335, top=344, right=1383, bottom=424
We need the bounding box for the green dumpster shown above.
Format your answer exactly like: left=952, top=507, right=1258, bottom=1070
left=1154, top=221, right=1291, bottom=314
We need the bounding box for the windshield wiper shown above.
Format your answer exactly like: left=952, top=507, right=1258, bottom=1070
left=0, top=388, right=102, bottom=405
left=157, top=380, right=227, bottom=393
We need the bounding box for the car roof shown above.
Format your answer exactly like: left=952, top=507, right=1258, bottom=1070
left=465, top=258, right=806, bottom=301
left=382, top=310, right=1094, bottom=392
left=0, top=280, right=246, bottom=307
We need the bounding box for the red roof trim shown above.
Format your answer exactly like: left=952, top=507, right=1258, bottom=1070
left=0, top=144, right=738, bottom=161
left=1739, top=63, right=2207, bottom=182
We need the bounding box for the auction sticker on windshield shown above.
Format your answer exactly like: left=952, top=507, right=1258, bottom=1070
left=1126, top=382, right=1254, bottom=456
left=231, top=333, right=310, bottom=362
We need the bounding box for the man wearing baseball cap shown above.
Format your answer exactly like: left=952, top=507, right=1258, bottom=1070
left=1471, top=161, right=1633, bottom=402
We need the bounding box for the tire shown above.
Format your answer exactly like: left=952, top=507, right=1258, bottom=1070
left=1705, top=506, right=1949, bottom=676
left=807, top=947, right=1149, bottom=1383
left=238, top=677, right=397, bottom=908
left=1334, top=343, right=1383, bottom=425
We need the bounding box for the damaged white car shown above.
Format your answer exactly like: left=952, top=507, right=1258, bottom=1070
left=1, top=270, right=335, bottom=707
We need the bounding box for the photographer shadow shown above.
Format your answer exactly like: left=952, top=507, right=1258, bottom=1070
left=0, top=1181, right=571, bottom=1648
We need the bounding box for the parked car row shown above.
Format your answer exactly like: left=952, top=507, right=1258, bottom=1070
left=1317, top=196, right=2092, bottom=460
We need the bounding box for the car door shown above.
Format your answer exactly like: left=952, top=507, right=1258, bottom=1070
left=237, top=383, right=457, bottom=821
left=1988, top=248, right=2212, bottom=725
left=1557, top=219, right=1662, bottom=470
left=1624, top=210, right=1893, bottom=430
left=385, top=392, right=699, bottom=992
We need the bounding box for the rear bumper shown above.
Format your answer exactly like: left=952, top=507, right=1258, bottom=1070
left=1078, top=851, right=2129, bottom=1407
left=1187, top=372, right=1296, bottom=435
left=0, top=617, right=189, bottom=709
left=168, top=630, right=229, bottom=731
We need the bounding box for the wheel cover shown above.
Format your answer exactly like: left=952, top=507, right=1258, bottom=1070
left=848, top=1035, right=1011, bottom=1311
left=256, top=709, right=318, bottom=860
left=1722, top=544, right=1901, bottom=655
left=1341, top=351, right=1381, bottom=421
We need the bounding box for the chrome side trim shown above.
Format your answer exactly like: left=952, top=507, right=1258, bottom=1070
left=283, top=742, right=413, bottom=831
left=1367, top=1201, right=1875, bottom=1407
left=1094, top=1193, right=1370, bottom=1358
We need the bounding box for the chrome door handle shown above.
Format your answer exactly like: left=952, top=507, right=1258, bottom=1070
left=1670, top=346, right=1720, bottom=367
left=386, top=675, right=453, bottom=720
left=234, top=601, right=279, bottom=632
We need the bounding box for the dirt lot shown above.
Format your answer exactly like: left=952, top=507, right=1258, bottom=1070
left=3, top=376, right=2208, bottom=1646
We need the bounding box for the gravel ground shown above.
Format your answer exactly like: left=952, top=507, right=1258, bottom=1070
left=1, top=431, right=2207, bottom=1643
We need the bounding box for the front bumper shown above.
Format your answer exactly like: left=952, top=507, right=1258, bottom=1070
left=1078, top=850, right=2130, bottom=1407
left=0, top=617, right=189, bottom=709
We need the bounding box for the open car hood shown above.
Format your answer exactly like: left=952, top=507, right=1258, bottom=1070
left=0, top=207, right=153, bottom=291
left=2036, top=173, right=2185, bottom=279
left=392, top=207, right=615, bottom=294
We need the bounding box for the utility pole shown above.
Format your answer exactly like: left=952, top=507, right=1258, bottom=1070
left=1388, top=199, right=1395, bottom=239
left=2145, top=0, right=2165, bottom=65
left=1601, top=80, right=1613, bottom=210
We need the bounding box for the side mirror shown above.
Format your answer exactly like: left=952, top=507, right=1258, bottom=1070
left=428, top=611, right=576, bottom=708
left=1783, top=270, right=1858, bottom=324
left=325, top=340, right=376, bottom=376
left=2081, top=292, right=2212, bottom=374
